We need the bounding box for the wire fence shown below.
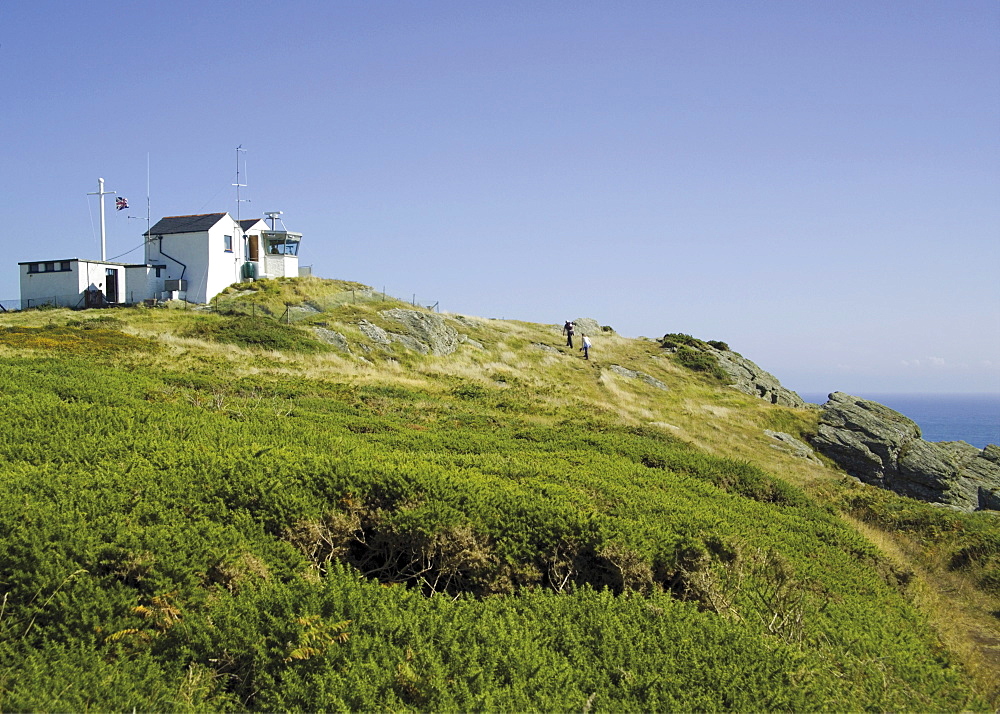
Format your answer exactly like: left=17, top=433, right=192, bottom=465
left=0, top=294, right=87, bottom=311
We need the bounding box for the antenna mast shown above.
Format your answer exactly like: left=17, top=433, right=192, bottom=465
left=129, top=154, right=152, bottom=261
left=233, top=145, right=250, bottom=221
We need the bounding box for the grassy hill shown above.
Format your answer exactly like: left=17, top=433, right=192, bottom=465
left=0, top=277, right=996, bottom=711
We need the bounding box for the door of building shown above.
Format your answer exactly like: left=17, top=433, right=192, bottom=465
left=105, top=268, right=119, bottom=303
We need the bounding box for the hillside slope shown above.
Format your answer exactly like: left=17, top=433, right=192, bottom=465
left=0, top=277, right=995, bottom=711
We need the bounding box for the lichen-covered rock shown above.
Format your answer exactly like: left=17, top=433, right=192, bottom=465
left=380, top=308, right=460, bottom=356
left=608, top=365, right=669, bottom=391
left=533, top=342, right=561, bottom=354
left=358, top=320, right=391, bottom=345
left=458, top=334, right=484, bottom=350
left=312, top=327, right=350, bottom=352
left=572, top=318, right=603, bottom=336
left=809, top=392, right=1000, bottom=512
left=711, top=350, right=805, bottom=407
left=764, top=430, right=820, bottom=462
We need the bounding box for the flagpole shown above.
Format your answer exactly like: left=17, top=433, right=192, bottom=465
left=87, top=177, right=117, bottom=261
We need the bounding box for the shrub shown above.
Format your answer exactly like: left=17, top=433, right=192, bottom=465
left=660, top=333, right=704, bottom=350
left=673, top=346, right=727, bottom=381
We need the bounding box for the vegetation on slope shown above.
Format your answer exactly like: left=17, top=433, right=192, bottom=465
left=0, top=280, right=995, bottom=710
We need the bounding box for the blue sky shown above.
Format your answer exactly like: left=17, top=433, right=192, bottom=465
left=2, top=0, right=998, bottom=394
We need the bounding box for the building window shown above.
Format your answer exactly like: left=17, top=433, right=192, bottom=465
left=154, top=265, right=165, bottom=278
left=44, top=262, right=55, bottom=272
left=224, top=235, right=233, bottom=252
left=27, top=263, right=39, bottom=273
left=60, top=261, right=71, bottom=271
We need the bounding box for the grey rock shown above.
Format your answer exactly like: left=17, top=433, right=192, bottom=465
left=358, top=320, right=391, bottom=345
left=380, top=308, right=460, bottom=356
left=608, top=365, right=669, bottom=391
left=712, top=349, right=805, bottom=407
left=312, top=327, right=350, bottom=352
left=572, top=318, right=603, bottom=336
left=809, top=392, right=1000, bottom=512
left=764, top=430, right=820, bottom=462
left=533, top=342, right=562, bottom=354
left=458, top=334, right=484, bottom=350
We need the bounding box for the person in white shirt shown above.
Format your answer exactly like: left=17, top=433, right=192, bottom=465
left=580, top=334, right=592, bottom=360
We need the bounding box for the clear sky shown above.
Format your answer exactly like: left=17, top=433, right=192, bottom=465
left=2, top=0, right=998, bottom=394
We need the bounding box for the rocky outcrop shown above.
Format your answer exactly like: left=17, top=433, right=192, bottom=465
left=572, top=318, right=603, bottom=336
left=810, top=392, right=1000, bottom=512
left=608, top=365, right=669, bottom=391
left=712, top=350, right=805, bottom=407
left=380, top=309, right=460, bottom=356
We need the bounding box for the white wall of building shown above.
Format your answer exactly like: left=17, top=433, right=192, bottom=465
left=204, top=218, right=245, bottom=302
left=124, top=265, right=163, bottom=303
left=19, top=259, right=132, bottom=307
left=262, top=254, right=299, bottom=278
left=19, top=261, right=80, bottom=307
left=145, top=232, right=205, bottom=302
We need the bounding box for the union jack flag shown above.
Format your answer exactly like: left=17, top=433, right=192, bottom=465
left=116, top=196, right=129, bottom=211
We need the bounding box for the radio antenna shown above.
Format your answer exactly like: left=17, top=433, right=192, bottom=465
left=129, top=153, right=152, bottom=261
left=233, top=145, right=250, bottom=221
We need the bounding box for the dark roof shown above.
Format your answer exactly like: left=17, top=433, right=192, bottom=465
left=145, top=213, right=229, bottom=236
left=238, top=218, right=264, bottom=231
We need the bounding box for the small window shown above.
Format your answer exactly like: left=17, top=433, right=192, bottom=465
left=27, top=263, right=39, bottom=273
left=154, top=265, right=165, bottom=278
left=60, top=261, right=71, bottom=271
left=44, top=262, right=55, bottom=272
left=224, top=235, right=233, bottom=252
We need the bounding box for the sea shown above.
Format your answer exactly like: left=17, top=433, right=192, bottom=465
left=799, top=392, right=1000, bottom=450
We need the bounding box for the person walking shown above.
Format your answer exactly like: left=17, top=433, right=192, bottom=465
left=580, top=334, right=592, bottom=360
left=563, top=320, right=575, bottom=348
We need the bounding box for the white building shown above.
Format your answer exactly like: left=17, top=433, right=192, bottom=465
left=18, top=211, right=302, bottom=308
